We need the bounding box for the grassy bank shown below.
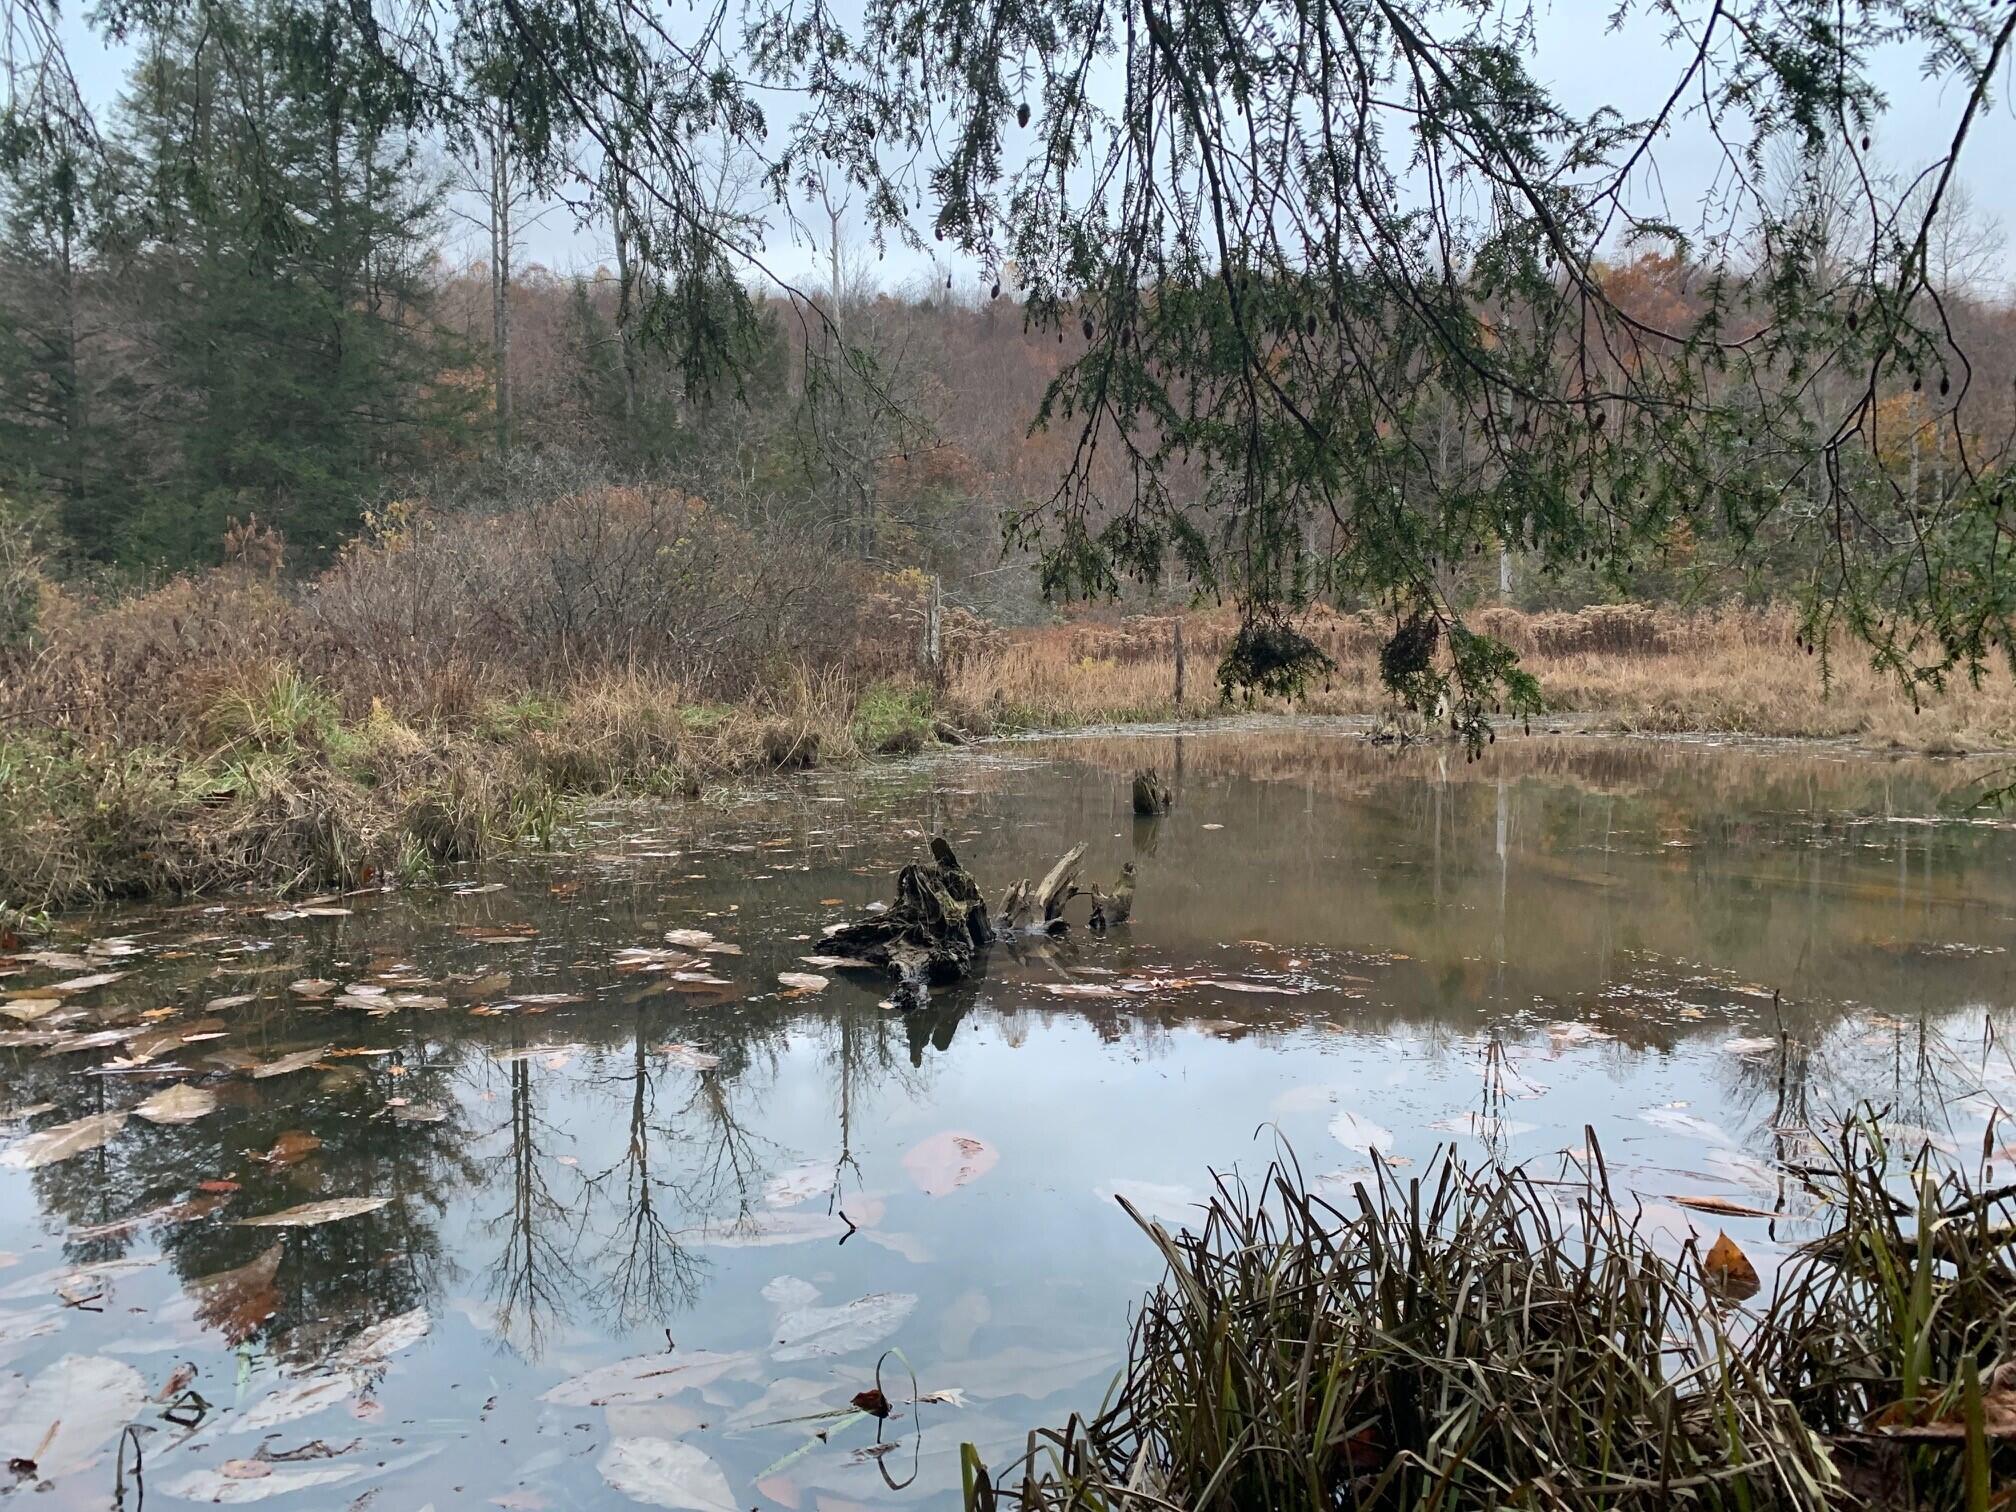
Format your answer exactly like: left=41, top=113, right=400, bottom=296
left=9, top=491, right=2016, bottom=915
left=965, top=604, right=2016, bottom=750
left=971, top=1129, right=2016, bottom=1511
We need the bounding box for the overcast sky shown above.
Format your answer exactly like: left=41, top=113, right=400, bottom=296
left=56, top=0, right=2016, bottom=292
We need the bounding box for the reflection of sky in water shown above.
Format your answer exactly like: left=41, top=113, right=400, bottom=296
left=3, top=726, right=2016, bottom=1507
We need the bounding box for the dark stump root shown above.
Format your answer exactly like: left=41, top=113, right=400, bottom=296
left=825, top=836, right=1090, bottom=1007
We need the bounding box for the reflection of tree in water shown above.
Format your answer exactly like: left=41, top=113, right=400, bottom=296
left=575, top=1005, right=706, bottom=1333
left=477, top=1029, right=576, bottom=1359
left=5, top=1029, right=477, bottom=1372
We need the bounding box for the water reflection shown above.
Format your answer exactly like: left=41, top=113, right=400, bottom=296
left=2, top=725, right=2013, bottom=1507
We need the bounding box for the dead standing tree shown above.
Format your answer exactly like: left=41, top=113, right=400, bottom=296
left=823, top=838, right=1086, bottom=1005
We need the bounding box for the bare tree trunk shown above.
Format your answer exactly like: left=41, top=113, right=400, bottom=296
left=489, top=118, right=514, bottom=456
left=611, top=173, right=640, bottom=434
left=1172, top=617, right=1186, bottom=710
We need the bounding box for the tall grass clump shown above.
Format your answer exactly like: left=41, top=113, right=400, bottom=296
left=974, top=1128, right=2016, bottom=1511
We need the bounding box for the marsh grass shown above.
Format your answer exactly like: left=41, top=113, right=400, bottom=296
left=955, top=606, right=2016, bottom=749
left=976, top=1128, right=2015, bottom=1511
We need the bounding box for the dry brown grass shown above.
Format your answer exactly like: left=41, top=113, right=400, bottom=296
left=956, top=604, right=2016, bottom=750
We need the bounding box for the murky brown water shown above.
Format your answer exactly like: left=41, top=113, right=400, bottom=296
left=3, top=724, right=2014, bottom=1508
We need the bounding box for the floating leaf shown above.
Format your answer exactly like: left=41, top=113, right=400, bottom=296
left=1328, top=1112, right=1395, bottom=1154
left=1702, top=1229, right=1761, bottom=1301
left=247, top=1046, right=332, bottom=1079
left=238, top=1371, right=365, bottom=1430
left=902, top=1132, right=999, bottom=1197
left=44, top=971, right=126, bottom=995
left=662, top=929, right=717, bottom=950
left=237, top=1197, right=391, bottom=1228
left=1722, top=1037, right=1778, bottom=1057
left=763, top=1164, right=832, bottom=1208
left=1641, top=1108, right=1732, bottom=1144
left=1097, top=1180, right=1207, bottom=1224
left=777, top=972, right=828, bottom=993
left=1, top=1111, right=127, bottom=1169
left=542, top=1350, right=754, bottom=1407
left=389, top=1102, right=447, bottom=1124
left=259, top=1130, right=323, bottom=1167
left=0, top=1354, right=146, bottom=1477
left=135, top=1083, right=219, bottom=1125
left=597, top=1438, right=737, bottom=1512
left=165, top=1460, right=364, bottom=1502
left=765, top=1276, right=918, bottom=1361
left=329, top=1306, right=429, bottom=1368
left=658, top=1044, right=721, bottom=1071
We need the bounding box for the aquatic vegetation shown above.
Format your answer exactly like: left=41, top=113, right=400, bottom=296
left=974, top=1133, right=2016, bottom=1511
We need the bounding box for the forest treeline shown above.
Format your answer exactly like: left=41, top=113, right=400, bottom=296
left=6, top=0, right=2012, bottom=636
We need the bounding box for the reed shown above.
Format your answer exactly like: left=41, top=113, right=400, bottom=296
left=974, top=1126, right=2016, bottom=1511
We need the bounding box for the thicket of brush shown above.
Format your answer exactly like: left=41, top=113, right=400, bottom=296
left=0, top=487, right=984, bottom=911
left=971, top=1130, right=2015, bottom=1512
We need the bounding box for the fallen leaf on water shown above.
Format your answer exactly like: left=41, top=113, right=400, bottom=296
left=1328, top=1111, right=1395, bottom=1154
left=1200, top=823, right=1224, bottom=830
left=1097, top=1180, right=1208, bottom=1224
left=764, top=1276, right=918, bottom=1361
left=247, top=1047, right=332, bottom=1080
left=663, top=929, right=717, bottom=950
left=134, top=1083, right=218, bottom=1125
left=238, top=1371, right=366, bottom=1430
left=390, top=1102, right=447, bottom=1124
left=1672, top=1194, right=1777, bottom=1219
left=1722, top=1036, right=1778, bottom=1057
left=190, top=1243, right=283, bottom=1343
left=542, top=1350, right=755, bottom=1407
left=165, top=1460, right=365, bottom=1502
left=0, top=1354, right=146, bottom=1477
left=237, top=1197, right=391, bottom=1228
left=1, top=1112, right=127, bottom=1169
left=1045, top=983, right=1121, bottom=999
left=659, top=1044, right=721, bottom=1071
left=598, top=1437, right=737, bottom=1512
left=258, top=1130, right=322, bottom=1167
left=777, top=972, right=828, bottom=993
left=1702, top=1229, right=1761, bottom=1301
left=329, top=1306, right=429, bottom=1368
left=1640, top=1108, right=1732, bottom=1144
left=763, top=1164, right=832, bottom=1209
left=902, top=1131, right=999, bottom=1197
left=44, top=971, right=126, bottom=995
left=0, top=999, right=61, bottom=1024
left=220, top=1460, right=272, bottom=1479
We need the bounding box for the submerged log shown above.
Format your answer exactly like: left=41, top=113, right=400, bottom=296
left=1132, top=768, right=1173, bottom=815
left=826, top=837, right=1090, bottom=1004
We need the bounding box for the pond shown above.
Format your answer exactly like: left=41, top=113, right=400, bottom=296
left=4, top=723, right=2015, bottom=1510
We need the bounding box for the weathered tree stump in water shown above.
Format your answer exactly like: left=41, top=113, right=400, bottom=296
left=824, top=837, right=1088, bottom=1005
left=1132, top=769, right=1172, bottom=815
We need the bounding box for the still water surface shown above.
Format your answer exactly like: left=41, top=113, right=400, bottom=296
left=4, top=724, right=2015, bottom=1509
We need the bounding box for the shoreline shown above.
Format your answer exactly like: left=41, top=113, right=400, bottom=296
left=8, top=691, right=2013, bottom=921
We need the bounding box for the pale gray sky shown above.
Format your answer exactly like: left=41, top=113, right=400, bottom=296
left=55, top=0, right=2016, bottom=291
